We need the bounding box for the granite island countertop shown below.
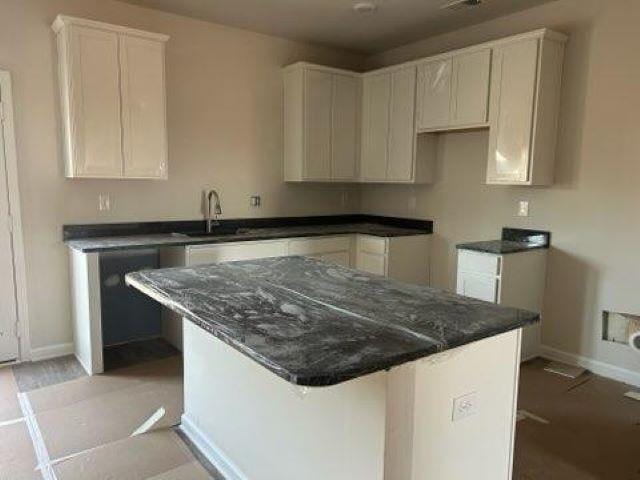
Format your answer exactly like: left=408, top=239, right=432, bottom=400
left=65, top=216, right=432, bottom=253
left=457, top=227, right=551, bottom=255
left=125, top=256, right=539, bottom=387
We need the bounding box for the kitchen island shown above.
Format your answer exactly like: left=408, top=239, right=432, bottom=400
left=126, top=256, right=538, bottom=480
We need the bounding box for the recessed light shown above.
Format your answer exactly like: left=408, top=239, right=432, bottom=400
left=352, top=2, right=378, bottom=14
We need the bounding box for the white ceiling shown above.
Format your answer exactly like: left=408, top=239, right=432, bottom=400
left=122, top=0, right=555, bottom=54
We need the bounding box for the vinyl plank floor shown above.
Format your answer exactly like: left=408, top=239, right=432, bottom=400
left=12, top=355, right=86, bottom=392
left=103, top=337, right=179, bottom=371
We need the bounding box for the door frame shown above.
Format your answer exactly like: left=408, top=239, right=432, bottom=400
left=0, top=69, right=30, bottom=362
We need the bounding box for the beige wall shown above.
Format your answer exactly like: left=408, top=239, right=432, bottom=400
left=0, top=0, right=365, bottom=352
left=362, top=0, right=640, bottom=375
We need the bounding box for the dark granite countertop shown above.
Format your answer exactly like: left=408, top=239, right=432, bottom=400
left=125, top=256, right=539, bottom=387
left=66, top=221, right=431, bottom=253
left=457, top=227, right=551, bottom=255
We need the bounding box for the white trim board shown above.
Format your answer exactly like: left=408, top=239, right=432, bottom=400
left=30, top=342, right=74, bottom=362
left=180, top=414, right=248, bottom=480
left=540, top=345, right=640, bottom=388
left=0, top=70, right=31, bottom=362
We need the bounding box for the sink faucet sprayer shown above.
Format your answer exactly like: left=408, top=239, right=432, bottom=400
left=206, top=189, right=222, bottom=233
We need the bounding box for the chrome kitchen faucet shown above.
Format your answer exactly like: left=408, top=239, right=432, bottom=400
left=206, top=189, right=222, bottom=233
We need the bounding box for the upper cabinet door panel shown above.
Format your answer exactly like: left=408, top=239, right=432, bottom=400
left=120, top=35, right=168, bottom=179
left=331, top=74, right=359, bottom=180
left=487, top=39, right=539, bottom=184
left=387, top=66, right=417, bottom=181
left=416, top=58, right=452, bottom=131
left=69, top=26, right=122, bottom=177
left=451, top=49, right=491, bottom=127
left=304, top=69, right=333, bottom=180
left=361, top=73, right=391, bottom=181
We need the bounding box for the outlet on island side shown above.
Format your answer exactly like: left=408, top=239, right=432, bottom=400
left=250, top=195, right=261, bottom=207
left=452, top=391, right=479, bottom=422
left=98, top=194, right=111, bottom=212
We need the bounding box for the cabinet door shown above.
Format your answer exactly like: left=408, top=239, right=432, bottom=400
left=120, top=35, right=168, bottom=179
left=356, top=251, right=387, bottom=276
left=451, top=49, right=491, bottom=127
left=68, top=26, right=122, bottom=177
left=304, top=69, right=333, bottom=180
left=361, top=73, right=391, bottom=181
left=318, top=251, right=350, bottom=267
left=487, top=38, right=539, bottom=184
left=416, top=58, right=452, bottom=131
left=387, top=67, right=417, bottom=181
left=456, top=271, right=499, bottom=303
left=331, top=74, right=359, bottom=180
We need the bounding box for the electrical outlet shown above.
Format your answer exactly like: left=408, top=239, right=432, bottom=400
left=98, top=194, right=111, bottom=212
left=517, top=200, right=529, bottom=217
left=452, top=391, right=478, bottom=421
left=250, top=195, right=261, bottom=207
left=341, top=191, right=349, bottom=207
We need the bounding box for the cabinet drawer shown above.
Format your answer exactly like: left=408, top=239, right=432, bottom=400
left=357, top=235, right=388, bottom=255
left=187, top=240, right=288, bottom=266
left=457, top=250, right=501, bottom=276
left=456, top=271, right=499, bottom=303
left=313, top=251, right=351, bottom=267
left=288, top=236, right=351, bottom=255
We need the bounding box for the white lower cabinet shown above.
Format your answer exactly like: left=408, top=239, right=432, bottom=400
left=456, top=248, right=547, bottom=360
left=288, top=235, right=352, bottom=266
left=187, top=239, right=289, bottom=265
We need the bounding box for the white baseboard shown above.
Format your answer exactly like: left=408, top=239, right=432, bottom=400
left=30, top=342, right=74, bottom=362
left=540, top=345, right=640, bottom=388
left=180, top=414, right=248, bottom=480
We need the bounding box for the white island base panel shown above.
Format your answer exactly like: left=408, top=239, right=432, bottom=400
left=181, top=320, right=521, bottom=480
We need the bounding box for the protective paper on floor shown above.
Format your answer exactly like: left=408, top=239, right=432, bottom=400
left=52, top=430, right=208, bottom=480
left=0, top=421, right=40, bottom=480
left=514, top=358, right=640, bottom=479
left=34, top=368, right=182, bottom=460
left=0, top=366, right=23, bottom=422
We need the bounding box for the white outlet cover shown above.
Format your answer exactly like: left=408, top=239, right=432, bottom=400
left=452, top=391, right=478, bottom=421
left=99, top=194, right=111, bottom=211
left=518, top=200, right=529, bottom=217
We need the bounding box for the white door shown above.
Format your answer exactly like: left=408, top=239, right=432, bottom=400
left=361, top=73, right=391, bottom=181
left=69, top=26, right=123, bottom=177
left=120, top=35, right=168, bottom=179
left=416, top=58, right=452, bottom=131
left=304, top=69, right=333, bottom=180
left=387, top=66, right=417, bottom=181
left=451, top=49, right=491, bottom=127
left=331, top=74, right=359, bottom=180
left=0, top=82, right=19, bottom=363
left=486, top=38, right=539, bottom=184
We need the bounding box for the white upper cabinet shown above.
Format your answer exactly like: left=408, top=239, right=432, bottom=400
left=416, top=58, right=452, bottom=131
left=451, top=49, right=491, bottom=128
left=284, top=29, right=565, bottom=186
left=486, top=34, right=565, bottom=185
left=416, top=49, right=490, bottom=132
left=387, top=67, right=418, bottom=181
left=53, top=15, right=169, bottom=179
left=120, top=35, right=168, bottom=179
left=360, top=66, right=432, bottom=183
left=283, top=63, right=360, bottom=182
left=331, top=75, right=360, bottom=180
left=360, top=72, right=391, bottom=181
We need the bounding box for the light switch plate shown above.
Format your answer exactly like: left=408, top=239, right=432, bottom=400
left=518, top=200, right=529, bottom=217
left=452, top=391, right=478, bottom=421
left=250, top=195, right=261, bottom=207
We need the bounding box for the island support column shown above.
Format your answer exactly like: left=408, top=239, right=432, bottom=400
left=180, top=320, right=387, bottom=480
